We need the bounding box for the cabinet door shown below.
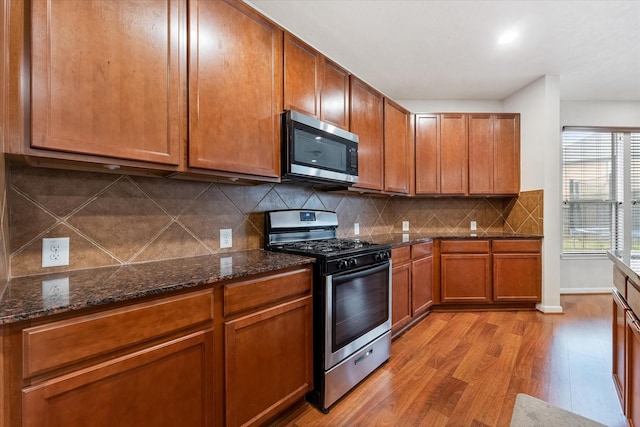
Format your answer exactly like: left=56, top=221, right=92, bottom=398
left=225, top=296, right=312, bottom=427
left=468, top=113, right=493, bottom=194
left=384, top=99, right=410, bottom=194
left=493, top=114, right=520, bottom=195
left=493, top=253, right=541, bottom=302
left=415, top=114, right=440, bottom=194
left=411, top=254, right=433, bottom=317
left=627, top=311, right=640, bottom=427
left=440, top=113, right=468, bottom=195
left=23, top=330, right=214, bottom=427
left=440, top=254, right=491, bottom=303
left=284, top=33, right=321, bottom=119
left=31, top=0, right=185, bottom=165
left=189, top=0, right=282, bottom=178
left=391, top=263, right=412, bottom=335
left=613, top=291, right=628, bottom=412
left=350, top=76, right=384, bottom=191
left=321, top=59, right=350, bottom=130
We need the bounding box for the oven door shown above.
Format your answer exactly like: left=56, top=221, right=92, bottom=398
left=324, top=261, right=391, bottom=370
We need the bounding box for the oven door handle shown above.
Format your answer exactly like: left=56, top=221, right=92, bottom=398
left=354, top=348, right=373, bottom=365
left=331, top=261, right=390, bottom=281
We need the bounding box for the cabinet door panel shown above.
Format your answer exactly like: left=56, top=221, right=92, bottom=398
left=225, top=296, right=312, bottom=427
left=493, top=114, right=520, bottom=195
left=284, top=33, right=321, bottom=118
left=468, top=114, right=493, bottom=194
left=350, top=77, right=383, bottom=190
left=613, top=291, right=628, bottom=412
left=411, top=255, right=433, bottom=317
left=627, top=312, right=640, bottom=427
left=493, top=253, right=541, bottom=302
left=391, top=263, right=412, bottom=334
left=189, top=0, right=282, bottom=177
left=415, top=114, right=440, bottom=194
left=440, top=113, right=468, bottom=195
left=23, top=330, right=214, bottom=427
left=441, top=254, right=491, bottom=303
left=31, top=0, right=184, bottom=165
left=384, top=99, right=410, bottom=194
left=321, top=59, right=350, bottom=130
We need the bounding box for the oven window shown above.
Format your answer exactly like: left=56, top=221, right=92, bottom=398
left=293, top=127, right=347, bottom=172
left=332, top=263, right=389, bottom=352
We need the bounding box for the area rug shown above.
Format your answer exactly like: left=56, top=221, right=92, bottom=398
left=509, top=393, right=607, bottom=427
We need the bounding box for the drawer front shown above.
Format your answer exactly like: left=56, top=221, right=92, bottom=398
left=224, top=267, right=312, bottom=317
left=613, top=266, right=627, bottom=298
left=411, top=241, right=433, bottom=259
left=392, top=246, right=411, bottom=264
left=440, top=240, right=490, bottom=254
left=23, top=290, right=214, bottom=378
left=492, top=239, right=541, bottom=253
left=628, top=280, right=640, bottom=316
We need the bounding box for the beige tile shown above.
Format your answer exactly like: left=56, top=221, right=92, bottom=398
left=132, top=222, right=211, bottom=263
left=9, top=188, right=58, bottom=253
left=132, top=176, right=211, bottom=217
left=67, top=178, right=172, bottom=262
left=274, top=184, right=314, bottom=208
left=10, top=165, right=118, bottom=217
left=218, top=183, right=273, bottom=214
left=302, top=193, right=328, bottom=211
left=316, top=191, right=345, bottom=212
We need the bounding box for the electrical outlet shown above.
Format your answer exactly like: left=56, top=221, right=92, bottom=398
left=354, top=223, right=360, bottom=235
left=402, top=221, right=410, bottom=231
left=220, top=229, right=232, bottom=249
left=470, top=221, right=477, bottom=231
left=42, top=237, right=70, bottom=268
left=42, top=277, right=70, bottom=309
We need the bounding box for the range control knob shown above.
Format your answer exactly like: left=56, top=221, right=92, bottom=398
left=374, top=252, right=388, bottom=262
left=337, top=260, right=349, bottom=270
left=348, top=258, right=357, bottom=268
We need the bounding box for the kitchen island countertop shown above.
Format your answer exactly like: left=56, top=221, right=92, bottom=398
left=368, top=232, right=543, bottom=247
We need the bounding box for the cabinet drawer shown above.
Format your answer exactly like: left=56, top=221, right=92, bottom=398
left=392, top=246, right=411, bottom=264
left=628, top=280, right=640, bottom=316
left=224, top=267, right=312, bottom=317
left=492, top=239, right=541, bottom=253
left=613, top=266, right=627, bottom=298
left=411, top=241, right=433, bottom=259
left=23, top=290, right=214, bottom=378
left=441, top=240, right=490, bottom=254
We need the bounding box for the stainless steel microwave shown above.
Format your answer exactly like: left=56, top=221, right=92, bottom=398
left=281, top=110, right=358, bottom=186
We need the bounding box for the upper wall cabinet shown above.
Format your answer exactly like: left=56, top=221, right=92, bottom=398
left=29, top=0, right=185, bottom=167
left=188, top=0, right=283, bottom=180
left=468, top=113, right=520, bottom=195
left=350, top=76, right=384, bottom=191
left=284, top=33, right=350, bottom=130
left=384, top=99, right=411, bottom=194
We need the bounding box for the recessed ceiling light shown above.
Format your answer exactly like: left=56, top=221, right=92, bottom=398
left=497, top=29, right=519, bottom=45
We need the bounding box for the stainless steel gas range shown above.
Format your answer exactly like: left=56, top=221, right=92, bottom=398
left=264, top=209, right=392, bottom=413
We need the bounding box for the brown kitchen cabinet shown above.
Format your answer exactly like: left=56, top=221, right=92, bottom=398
left=440, top=113, right=468, bottom=195
left=223, top=266, right=313, bottom=427
left=20, top=290, right=215, bottom=427
left=468, top=113, right=520, bottom=195
left=627, top=307, right=640, bottom=427
left=384, top=99, right=411, bottom=194
left=492, top=239, right=541, bottom=302
left=414, top=114, right=441, bottom=194
left=284, top=33, right=350, bottom=130
left=614, top=289, right=629, bottom=412
left=24, top=0, right=185, bottom=170
left=440, top=240, right=491, bottom=303
left=350, top=76, right=384, bottom=191
left=391, top=242, right=434, bottom=337
left=188, top=0, right=283, bottom=180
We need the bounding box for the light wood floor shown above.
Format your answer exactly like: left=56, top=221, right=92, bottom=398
left=273, top=294, right=627, bottom=426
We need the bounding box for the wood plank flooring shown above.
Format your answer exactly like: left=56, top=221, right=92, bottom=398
left=272, top=294, right=627, bottom=426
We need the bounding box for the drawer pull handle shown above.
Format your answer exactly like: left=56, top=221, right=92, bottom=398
left=355, top=349, right=373, bottom=365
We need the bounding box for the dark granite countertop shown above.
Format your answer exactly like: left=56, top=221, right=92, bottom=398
left=0, top=250, right=314, bottom=325
left=369, top=232, right=543, bottom=247
left=608, top=250, right=640, bottom=285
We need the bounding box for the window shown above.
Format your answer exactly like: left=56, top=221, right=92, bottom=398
left=562, top=127, right=640, bottom=255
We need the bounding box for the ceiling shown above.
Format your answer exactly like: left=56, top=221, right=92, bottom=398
left=246, top=0, right=640, bottom=103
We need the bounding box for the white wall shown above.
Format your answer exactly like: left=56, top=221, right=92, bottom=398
left=396, top=100, right=502, bottom=113
left=560, top=101, right=640, bottom=293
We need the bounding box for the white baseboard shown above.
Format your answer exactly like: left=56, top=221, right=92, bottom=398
left=535, top=303, right=564, bottom=314
left=560, top=287, right=613, bottom=294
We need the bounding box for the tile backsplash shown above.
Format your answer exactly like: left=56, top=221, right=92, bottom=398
left=7, top=164, right=543, bottom=277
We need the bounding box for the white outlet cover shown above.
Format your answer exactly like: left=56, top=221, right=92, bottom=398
left=220, top=229, right=232, bottom=249
left=354, top=223, right=360, bottom=235
left=42, top=277, right=70, bottom=309
left=402, top=221, right=410, bottom=231
left=470, top=221, right=477, bottom=231
left=42, top=237, right=70, bottom=268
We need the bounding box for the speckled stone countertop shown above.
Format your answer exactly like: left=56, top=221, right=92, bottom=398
left=0, top=250, right=314, bottom=325
left=608, top=250, right=640, bottom=285
left=369, top=232, right=543, bottom=247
